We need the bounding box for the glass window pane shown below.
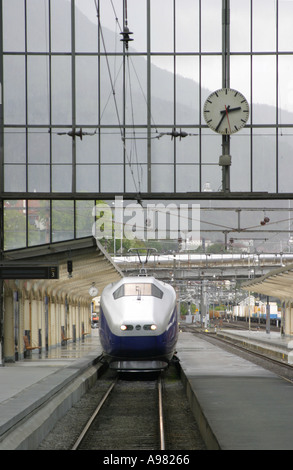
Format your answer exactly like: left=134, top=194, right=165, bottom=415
left=3, top=0, right=25, bottom=52
left=28, top=200, right=50, bottom=247
left=252, top=129, right=276, bottom=192
left=100, top=165, right=124, bottom=192
left=76, top=165, right=99, bottom=192
left=176, top=133, right=199, bottom=164
left=151, top=58, right=174, bottom=124
left=278, top=56, right=293, bottom=124
left=279, top=0, right=293, bottom=52
left=76, top=201, right=95, bottom=238
left=52, top=201, right=74, bottom=242
left=152, top=130, right=174, bottom=163
left=100, top=56, right=123, bottom=125
left=4, top=129, right=26, bottom=163
left=176, top=0, right=199, bottom=52
left=127, top=0, right=147, bottom=52
left=252, top=0, right=276, bottom=52
left=75, top=0, right=99, bottom=53
left=230, top=56, right=251, bottom=118
left=100, top=133, right=123, bottom=163
left=151, top=165, right=174, bottom=192
left=126, top=164, right=147, bottom=193
left=4, top=56, right=26, bottom=124
left=98, top=0, right=123, bottom=53
left=51, top=0, right=71, bottom=52
left=202, top=130, right=222, bottom=164
left=230, top=0, right=250, bottom=52
left=27, top=0, right=49, bottom=52
left=201, top=165, right=221, bottom=193
left=52, top=130, right=72, bottom=164
left=76, top=131, right=98, bottom=164
left=4, top=200, right=26, bottom=250
left=125, top=132, right=147, bottom=164
left=201, top=56, right=222, bottom=117
left=252, top=56, right=276, bottom=124
left=51, top=56, right=72, bottom=125
left=52, top=165, right=72, bottom=193
left=230, top=129, right=251, bottom=192
left=28, top=165, right=50, bottom=192
left=201, top=0, right=222, bottom=53
left=176, top=165, right=199, bottom=192
left=27, top=56, right=50, bottom=125
left=151, top=0, right=173, bottom=52
left=28, top=130, right=50, bottom=163
left=4, top=166, right=26, bottom=192
left=176, top=57, right=199, bottom=125
left=126, top=56, right=147, bottom=125
left=76, top=56, right=99, bottom=125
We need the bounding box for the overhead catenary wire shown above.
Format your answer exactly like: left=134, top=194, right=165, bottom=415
left=94, top=0, right=143, bottom=194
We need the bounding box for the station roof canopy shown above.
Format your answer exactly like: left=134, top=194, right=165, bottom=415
left=243, top=263, right=293, bottom=300
left=2, top=237, right=123, bottom=302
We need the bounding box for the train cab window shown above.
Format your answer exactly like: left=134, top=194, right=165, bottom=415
left=113, top=283, right=163, bottom=299
left=113, top=285, right=124, bottom=299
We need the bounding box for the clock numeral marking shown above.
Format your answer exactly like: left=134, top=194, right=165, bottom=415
left=234, top=125, right=238, bottom=131
left=207, top=119, right=212, bottom=123
left=241, top=119, right=246, bottom=123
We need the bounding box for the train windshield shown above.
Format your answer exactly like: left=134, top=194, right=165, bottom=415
left=113, top=283, right=163, bottom=300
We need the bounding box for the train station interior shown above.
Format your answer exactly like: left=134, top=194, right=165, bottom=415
left=2, top=0, right=293, bottom=451
left=2, top=0, right=293, bottom=362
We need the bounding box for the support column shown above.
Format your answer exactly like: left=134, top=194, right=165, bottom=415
left=220, top=0, right=231, bottom=192
left=3, top=289, right=14, bottom=362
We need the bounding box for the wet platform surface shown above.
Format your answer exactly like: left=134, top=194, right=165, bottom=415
left=177, top=328, right=293, bottom=450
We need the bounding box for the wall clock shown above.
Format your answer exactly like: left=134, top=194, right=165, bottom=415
left=89, top=285, right=99, bottom=297
left=203, top=88, right=249, bottom=135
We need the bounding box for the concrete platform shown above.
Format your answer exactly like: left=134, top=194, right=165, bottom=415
left=177, top=330, right=293, bottom=450
left=216, top=328, right=293, bottom=363
left=0, top=330, right=104, bottom=450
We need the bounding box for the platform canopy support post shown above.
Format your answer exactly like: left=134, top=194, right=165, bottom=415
left=266, top=296, right=271, bottom=335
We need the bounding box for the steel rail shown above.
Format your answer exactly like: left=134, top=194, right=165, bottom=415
left=71, top=378, right=117, bottom=450
left=158, top=375, right=165, bottom=450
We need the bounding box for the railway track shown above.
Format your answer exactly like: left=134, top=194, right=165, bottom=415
left=71, top=374, right=166, bottom=451
left=38, top=364, right=206, bottom=450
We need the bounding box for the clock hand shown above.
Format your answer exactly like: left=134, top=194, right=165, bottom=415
left=220, top=106, right=241, bottom=114
left=215, top=105, right=230, bottom=132
left=215, top=106, right=229, bottom=132
left=225, top=105, right=232, bottom=134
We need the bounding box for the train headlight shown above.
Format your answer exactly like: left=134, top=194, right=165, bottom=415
left=120, top=324, right=134, bottom=331
left=143, top=324, right=157, bottom=331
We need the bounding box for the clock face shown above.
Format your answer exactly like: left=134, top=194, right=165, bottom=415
left=89, top=286, right=98, bottom=297
left=203, top=88, right=249, bottom=135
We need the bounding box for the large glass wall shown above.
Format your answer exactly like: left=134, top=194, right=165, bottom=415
left=2, top=0, right=293, bottom=197
left=2, top=0, right=293, bottom=250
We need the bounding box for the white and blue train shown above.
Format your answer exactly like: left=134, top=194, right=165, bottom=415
left=99, top=276, right=178, bottom=371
